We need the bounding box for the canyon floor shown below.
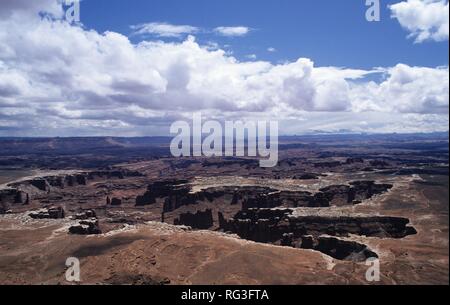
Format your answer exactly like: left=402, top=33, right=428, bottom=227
left=0, top=134, right=448, bottom=285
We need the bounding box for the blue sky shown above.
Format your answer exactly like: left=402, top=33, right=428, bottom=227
left=80, top=0, right=448, bottom=69
left=0, top=0, right=448, bottom=136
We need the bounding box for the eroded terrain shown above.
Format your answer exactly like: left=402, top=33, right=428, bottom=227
left=0, top=134, right=448, bottom=284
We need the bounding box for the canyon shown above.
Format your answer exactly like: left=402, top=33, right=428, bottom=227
left=0, top=134, right=448, bottom=284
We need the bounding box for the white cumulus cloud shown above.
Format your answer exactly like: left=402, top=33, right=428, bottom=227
left=351, top=64, right=449, bottom=114
left=390, top=0, right=449, bottom=43
left=0, top=0, right=448, bottom=136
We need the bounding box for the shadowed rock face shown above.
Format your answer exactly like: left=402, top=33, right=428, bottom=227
left=242, top=191, right=330, bottom=209
left=220, top=208, right=417, bottom=241
left=174, top=209, right=214, bottom=229
left=30, top=179, right=49, bottom=191
left=44, top=176, right=65, bottom=188
left=280, top=233, right=378, bottom=261
left=136, top=179, right=189, bottom=206
left=309, top=236, right=378, bottom=262
left=314, top=161, right=342, bottom=168
left=162, top=188, right=196, bottom=212
left=60, top=174, right=87, bottom=187
left=110, top=197, right=122, bottom=206
left=0, top=189, right=29, bottom=207
left=136, top=180, right=393, bottom=211
left=135, top=181, right=284, bottom=210
left=1, top=190, right=29, bottom=214
left=319, top=181, right=393, bottom=206
left=136, top=192, right=156, bottom=206
left=4, top=170, right=142, bottom=208
left=293, top=173, right=320, bottom=180
left=160, top=185, right=282, bottom=212
left=218, top=208, right=416, bottom=261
